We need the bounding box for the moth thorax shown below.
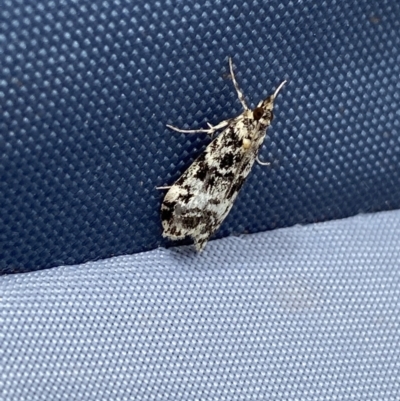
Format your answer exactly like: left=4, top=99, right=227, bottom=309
left=242, top=138, right=251, bottom=149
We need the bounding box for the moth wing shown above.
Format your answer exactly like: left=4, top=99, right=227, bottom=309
left=161, top=123, right=258, bottom=251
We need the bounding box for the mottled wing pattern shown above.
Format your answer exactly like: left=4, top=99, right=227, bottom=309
left=161, top=116, right=264, bottom=251
left=160, top=59, right=285, bottom=252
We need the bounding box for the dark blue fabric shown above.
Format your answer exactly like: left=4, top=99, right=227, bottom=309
left=2, top=210, right=400, bottom=400
left=1, top=0, right=400, bottom=273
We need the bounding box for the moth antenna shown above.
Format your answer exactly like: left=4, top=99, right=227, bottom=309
left=229, top=57, right=250, bottom=110
left=272, top=80, right=287, bottom=100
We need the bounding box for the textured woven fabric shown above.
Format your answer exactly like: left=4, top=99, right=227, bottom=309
left=1, top=210, right=399, bottom=400
left=1, top=0, right=400, bottom=273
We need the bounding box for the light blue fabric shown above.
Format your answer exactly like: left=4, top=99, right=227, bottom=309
left=1, top=210, right=399, bottom=400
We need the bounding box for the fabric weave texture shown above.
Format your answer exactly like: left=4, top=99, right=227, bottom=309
left=1, top=0, right=400, bottom=273
left=1, top=210, right=400, bottom=400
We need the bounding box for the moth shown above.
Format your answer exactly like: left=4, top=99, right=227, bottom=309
left=160, top=58, right=286, bottom=251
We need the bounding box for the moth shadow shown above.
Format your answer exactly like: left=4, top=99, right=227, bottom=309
left=165, top=243, right=198, bottom=259
left=161, top=241, right=221, bottom=271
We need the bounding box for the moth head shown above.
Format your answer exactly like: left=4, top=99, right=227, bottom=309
left=253, top=80, right=286, bottom=123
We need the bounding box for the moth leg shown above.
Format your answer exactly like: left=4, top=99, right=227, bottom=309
left=156, top=186, right=172, bottom=190
left=256, top=155, right=270, bottom=166
left=229, top=57, right=249, bottom=111
left=206, top=118, right=231, bottom=132
left=167, top=118, right=231, bottom=136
